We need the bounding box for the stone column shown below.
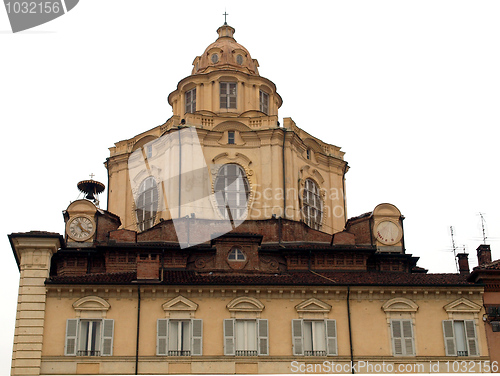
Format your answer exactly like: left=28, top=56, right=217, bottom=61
left=9, top=233, right=61, bottom=376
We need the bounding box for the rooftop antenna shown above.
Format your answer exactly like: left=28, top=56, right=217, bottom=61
left=479, top=212, right=487, bottom=244
left=450, top=226, right=459, bottom=273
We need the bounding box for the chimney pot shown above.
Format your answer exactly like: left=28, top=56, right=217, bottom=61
left=477, top=244, right=492, bottom=265
left=457, top=253, right=470, bottom=274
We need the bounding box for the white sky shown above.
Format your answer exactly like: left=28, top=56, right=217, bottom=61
left=1, top=0, right=500, bottom=373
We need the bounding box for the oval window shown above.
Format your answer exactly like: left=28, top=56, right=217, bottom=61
left=211, top=53, right=219, bottom=64
left=236, top=54, right=243, bottom=65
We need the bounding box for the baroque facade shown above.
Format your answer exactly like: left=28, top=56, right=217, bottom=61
left=8, top=23, right=495, bottom=375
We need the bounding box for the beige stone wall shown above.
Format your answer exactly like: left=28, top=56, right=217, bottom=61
left=40, top=284, right=489, bottom=374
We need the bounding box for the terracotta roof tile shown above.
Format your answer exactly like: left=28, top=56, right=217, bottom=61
left=46, top=270, right=473, bottom=287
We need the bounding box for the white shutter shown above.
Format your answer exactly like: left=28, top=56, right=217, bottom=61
left=101, top=319, right=114, bottom=356
left=224, top=319, right=235, bottom=356
left=402, top=320, right=415, bottom=356
left=291, top=319, right=304, bottom=356
left=325, top=320, right=337, bottom=356
left=391, top=320, right=403, bottom=355
left=191, top=319, right=203, bottom=356
left=464, top=320, right=479, bottom=356
left=443, top=320, right=457, bottom=356
left=65, top=319, right=79, bottom=356
left=157, top=319, right=168, bottom=356
left=257, top=319, right=269, bottom=356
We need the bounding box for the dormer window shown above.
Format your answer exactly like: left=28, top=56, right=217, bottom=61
left=211, top=54, right=219, bottom=64
left=259, top=90, right=269, bottom=114
left=185, top=88, right=196, bottom=114
left=236, top=54, right=243, bottom=65
left=306, top=148, right=311, bottom=160
left=220, top=82, right=237, bottom=109
left=228, top=131, right=235, bottom=145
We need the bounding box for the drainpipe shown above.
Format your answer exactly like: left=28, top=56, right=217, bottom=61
left=178, top=128, right=182, bottom=219
left=135, top=285, right=141, bottom=375
left=105, top=158, right=110, bottom=210
left=282, top=129, right=287, bottom=219
left=342, top=162, right=348, bottom=225
left=347, top=286, right=354, bottom=374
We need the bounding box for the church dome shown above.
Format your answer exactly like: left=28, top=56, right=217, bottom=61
left=191, top=24, right=260, bottom=76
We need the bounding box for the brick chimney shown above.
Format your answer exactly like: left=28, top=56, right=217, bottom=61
left=136, top=254, right=160, bottom=280
left=456, top=253, right=470, bottom=274
left=477, top=244, right=492, bottom=266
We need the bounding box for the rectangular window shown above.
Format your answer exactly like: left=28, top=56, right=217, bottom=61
left=185, top=88, right=196, bottom=114
left=442, top=320, right=478, bottom=356
left=224, top=319, right=268, bottom=356
left=291, top=319, right=337, bottom=356
left=65, top=319, right=114, bottom=356
left=228, top=131, right=235, bottom=145
left=220, top=82, right=237, bottom=109
left=390, top=319, right=415, bottom=356
left=259, top=90, right=269, bottom=114
left=157, top=319, right=203, bottom=356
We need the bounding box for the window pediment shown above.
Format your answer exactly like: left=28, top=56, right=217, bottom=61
left=295, top=298, right=331, bottom=319
left=227, top=297, right=264, bottom=318
left=382, top=298, right=418, bottom=324
left=382, top=298, right=419, bottom=313
left=443, top=298, right=482, bottom=319
left=162, top=296, right=198, bottom=318
left=73, top=296, right=110, bottom=318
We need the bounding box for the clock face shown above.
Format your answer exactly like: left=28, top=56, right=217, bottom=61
left=67, top=215, right=95, bottom=242
left=376, top=220, right=401, bottom=245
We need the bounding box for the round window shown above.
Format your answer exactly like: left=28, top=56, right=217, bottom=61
left=236, top=54, right=243, bottom=65
left=211, top=54, right=219, bottom=64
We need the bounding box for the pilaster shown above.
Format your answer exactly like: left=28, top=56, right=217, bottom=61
left=9, top=234, right=61, bottom=376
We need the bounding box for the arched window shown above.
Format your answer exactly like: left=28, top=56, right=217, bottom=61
left=302, top=179, right=323, bottom=230
left=214, top=164, right=250, bottom=220
left=136, top=176, right=159, bottom=231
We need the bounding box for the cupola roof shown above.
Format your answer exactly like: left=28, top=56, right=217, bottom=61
left=191, top=24, right=259, bottom=76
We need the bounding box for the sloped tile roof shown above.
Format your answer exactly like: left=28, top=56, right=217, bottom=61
left=47, top=270, right=473, bottom=287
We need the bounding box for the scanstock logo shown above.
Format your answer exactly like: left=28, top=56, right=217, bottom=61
left=128, top=127, right=249, bottom=249
left=3, top=0, right=79, bottom=33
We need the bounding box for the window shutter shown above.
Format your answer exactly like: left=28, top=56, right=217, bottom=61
left=402, top=320, right=415, bottom=356
left=391, top=320, right=403, bottom=355
left=442, top=320, right=457, bottom=356
left=157, top=319, right=168, bottom=356
left=224, top=319, right=235, bottom=356
left=325, top=320, right=337, bottom=356
left=101, top=319, right=114, bottom=356
left=291, top=319, right=304, bottom=356
left=191, top=319, right=203, bottom=356
left=257, top=319, right=269, bottom=356
left=65, top=319, right=79, bottom=356
left=464, top=320, right=478, bottom=356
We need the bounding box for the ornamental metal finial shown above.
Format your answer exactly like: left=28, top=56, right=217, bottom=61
left=223, top=10, right=228, bottom=25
